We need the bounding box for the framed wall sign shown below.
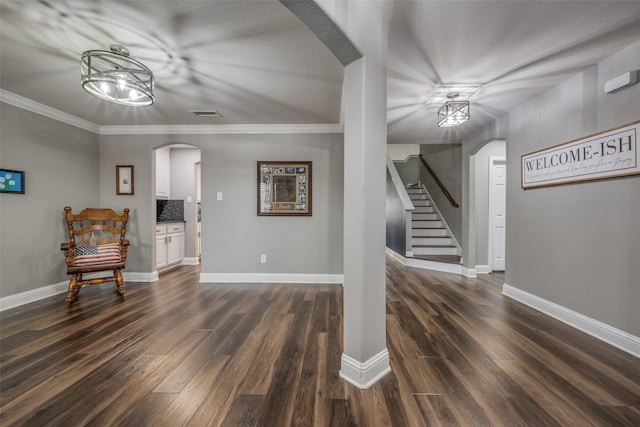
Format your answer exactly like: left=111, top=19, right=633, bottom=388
left=257, top=161, right=311, bottom=216
left=116, top=165, right=134, bottom=195
left=0, top=169, right=25, bottom=194
left=521, top=120, right=640, bottom=189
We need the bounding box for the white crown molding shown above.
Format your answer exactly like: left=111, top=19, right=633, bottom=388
left=0, top=89, right=100, bottom=133
left=199, top=273, right=343, bottom=284
left=503, top=283, right=640, bottom=359
left=1, top=89, right=343, bottom=135
left=340, top=349, right=391, bottom=389
left=99, top=123, right=344, bottom=135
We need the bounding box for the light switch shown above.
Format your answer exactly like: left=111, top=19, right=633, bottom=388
left=187, top=196, right=192, bottom=203
left=217, top=192, right=223, bottom=201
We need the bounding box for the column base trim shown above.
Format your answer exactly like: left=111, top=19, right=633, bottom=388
left=340, top=348, right=391, bottom=389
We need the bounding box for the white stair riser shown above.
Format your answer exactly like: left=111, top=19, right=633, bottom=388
left=413, top=206, right=436, bottom=214
left=406, top=189, right=424, bottom=194
left=413, top=213, right=439, bottom=221
left=409, top=195, right=429, bottom=201
left=413, top=228, right=449, bottom=237
left=412, top=220, right=443, bottom=228
left=412, top=246, right=461, bottom=256
left=411, top=200, right=433, bottom=207
left=412, top=237, right=453, bottom=246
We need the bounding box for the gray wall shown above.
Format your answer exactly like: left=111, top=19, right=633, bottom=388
left=419, top=144, right=463, bottom=243
left=393, top=156, right=420, bottom=185
left=202, top=134, right=344, bottom=274
left=0, top=103, right=100, bottom=297
left=1, top=119, right=342, bottom=299
left=99, top=132, right=344, bottom=276
left=505, top=41, right=640, bottom=336
left=385, top=169, right=405, bottom=255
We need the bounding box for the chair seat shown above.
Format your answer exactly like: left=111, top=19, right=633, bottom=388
left=67, top=262, right=126, bottom=274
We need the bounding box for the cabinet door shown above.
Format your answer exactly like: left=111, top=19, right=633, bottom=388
left=155, top=147, right=171, bottom=199
left=167, top=232, right=184, bottom=265
left=156, top=235, right=167, bottom=269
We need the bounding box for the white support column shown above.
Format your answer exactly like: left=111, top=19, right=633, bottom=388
left=339, top=1, right=390, bottom=388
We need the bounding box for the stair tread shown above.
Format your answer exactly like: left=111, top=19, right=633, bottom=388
left=411, top=245, right=456, bottom=248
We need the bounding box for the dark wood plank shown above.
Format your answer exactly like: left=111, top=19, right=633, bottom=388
left=1, top=257, right=639, bottom=426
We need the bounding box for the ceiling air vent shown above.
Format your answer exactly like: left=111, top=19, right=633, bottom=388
left=190, top=110, right=223, bottom=118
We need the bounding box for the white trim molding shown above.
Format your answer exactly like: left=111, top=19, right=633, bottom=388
left=1, top=89, right=100, bottom=133
left=503, top=284, right=640, bottom=359
left=475, top=265, right=491, bottom=274
left=340, top=349, right=391, bottom=389
left=182, top=258, right=200, bottom=266
left=199, top=273, right=343, bottom=284
left=1, top=89, right=343, bottom=136
left=387, top=248, right=464, bottom=276
left=0, top=281, right=68, bottom=312
left=0, top=272, right=158, bottom=311
left=124, top=271, right=159, bottom=282
left=100, top=123, right=344, bottom=135
left=461, top=266, right=477, bottom=278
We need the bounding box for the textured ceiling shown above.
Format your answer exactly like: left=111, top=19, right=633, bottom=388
left=1, top=1, right=640, bottom=144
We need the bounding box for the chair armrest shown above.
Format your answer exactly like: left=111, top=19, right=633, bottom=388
left=61, top=242, right=74, bottom=266
left=120, top=239, right=130, bottom=262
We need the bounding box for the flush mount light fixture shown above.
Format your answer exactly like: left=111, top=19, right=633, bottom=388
left=81, top=44, right=154, bottom=106
left=437, top=92, right=470, bottom=127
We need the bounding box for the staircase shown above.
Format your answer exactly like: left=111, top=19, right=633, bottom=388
left=407, top=186, right=461, bottom=258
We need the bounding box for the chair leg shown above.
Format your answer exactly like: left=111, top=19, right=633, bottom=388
left=66, top=274, right=81, bottom=302
left=115, top=270, right=125, bottom=296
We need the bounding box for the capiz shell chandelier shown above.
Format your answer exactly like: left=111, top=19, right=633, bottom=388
left=81, top=44, right=154, bottom=106
left=437, top=92, right=470, bottom=127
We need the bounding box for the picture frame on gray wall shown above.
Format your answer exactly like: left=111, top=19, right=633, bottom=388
left=257, top=161, right=311, bottom=216
left=0, top=169, right=25, bottom=194
left=116, top=165, right=134, bottom=195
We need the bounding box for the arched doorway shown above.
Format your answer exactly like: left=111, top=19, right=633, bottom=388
left=153, top=143, right=202, bottom=273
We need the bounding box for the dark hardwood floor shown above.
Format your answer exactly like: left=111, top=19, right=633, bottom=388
left=1, top=254, right=639, bottom=426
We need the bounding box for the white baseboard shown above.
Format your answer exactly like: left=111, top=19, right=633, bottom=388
left=387, top=248, right=464, bottom=275
left=182, top=257, right=200, bottom=266
left=124, top=271, right=159, bottom=282
left=199, top=273, right=344, bottom=284
left=475, top=265, right=491, bottom=274
left=0, top=271, right=157, bottom=311
left=0, top=281, right=68, bottom=312
left=340, top=348, right=391, bottom=389
left=461, top=266, right=477, bottom=278
left=503, top=283, right=640, bottom=359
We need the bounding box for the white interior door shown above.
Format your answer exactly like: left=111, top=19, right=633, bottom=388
left=489, top=158, right=506, bottom=271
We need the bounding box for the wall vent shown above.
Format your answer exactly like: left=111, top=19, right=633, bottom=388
left=190, top=110, right=223, bottom=117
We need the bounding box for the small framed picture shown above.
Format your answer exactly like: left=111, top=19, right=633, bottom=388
left=0, top=169, right=25, bottom=194
left=116, top=165, right=134, bottom=195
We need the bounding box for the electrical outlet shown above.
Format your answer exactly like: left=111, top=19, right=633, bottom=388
left=217, top=192, right=223, bottom=201
left=260, top=254, right=267, bottom=263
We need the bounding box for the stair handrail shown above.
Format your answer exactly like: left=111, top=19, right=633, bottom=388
left=418, top=154, right=460, bottom=208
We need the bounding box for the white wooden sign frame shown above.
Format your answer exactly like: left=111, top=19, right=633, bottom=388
left=521, top=120, right=640, bottom=189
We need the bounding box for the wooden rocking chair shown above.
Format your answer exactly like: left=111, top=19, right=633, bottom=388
left=60, top=206, right=130, bottom=302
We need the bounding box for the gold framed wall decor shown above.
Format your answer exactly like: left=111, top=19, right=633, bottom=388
left=258, top=161, right=311, bottom=216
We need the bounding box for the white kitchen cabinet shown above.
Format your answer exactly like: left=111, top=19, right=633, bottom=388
left=155, top=147, right=171, bottom=199
left=156, top=223, right=184, bottom=270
